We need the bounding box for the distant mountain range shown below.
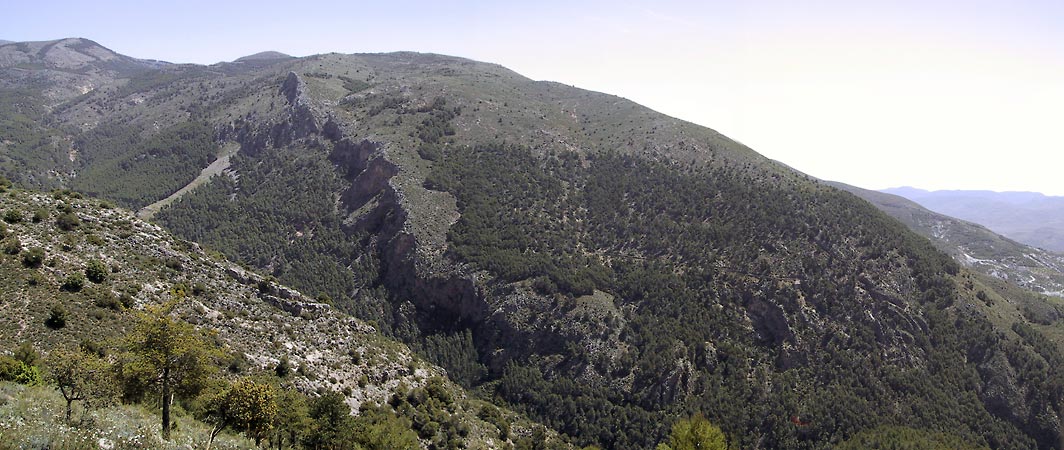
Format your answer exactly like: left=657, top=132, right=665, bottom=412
left=884, top=187, right=1064, bottom=253
left=835, top=182, right=1064, bottom=297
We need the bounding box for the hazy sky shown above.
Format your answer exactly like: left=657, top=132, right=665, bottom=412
left=6, top=0, right=1064, bottom=194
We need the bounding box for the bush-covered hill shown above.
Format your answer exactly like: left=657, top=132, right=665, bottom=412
left=0, top=185, right=570, bottom=449
left=3, top=38, right=1064, bottom=449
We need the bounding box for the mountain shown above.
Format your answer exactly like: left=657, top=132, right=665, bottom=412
left=0, top=185, right=567, bottom=448
left=234, top=51, right=294, bottom=62
left=884, top=187, right=1064, bottom=253
left=3, top=38, right=1064, bottom=449
left=835, top=182, right=1064, bottom=297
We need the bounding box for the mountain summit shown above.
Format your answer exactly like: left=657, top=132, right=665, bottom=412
left=2, top=38, right=1063, bottom=449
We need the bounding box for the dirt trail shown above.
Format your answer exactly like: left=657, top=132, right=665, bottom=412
left=137, top=143, right=239, bottom=220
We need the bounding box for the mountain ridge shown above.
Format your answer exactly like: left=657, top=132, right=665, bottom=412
left=3, top=38, right=1064, bottom=449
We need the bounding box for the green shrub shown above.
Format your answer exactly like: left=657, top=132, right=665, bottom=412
left=59, top=233, right=79, bottom=251
left=61, top=273, right=85, bottom=292
left=275, top=356, right=291, bottom=378
left=14, top=342, right=39, bottom=366
left=119, top=294, right=136, bottom=309
left=21, top=247, right=45, bottom=268
left=85, top=259, right=108, bottom=283
left=0, top=356, right=42, bottom=385
left=3, top=237, right=21, bottom=255
left=56, top=212, right=81, bottom=231
left=31, top=207, right=48, bottom=223
left=91, top=288, right=123, bottom=311
left=85, top=234, right=105, bottom=246
left=25, top=272, right=46, bottom=286
left=3, top=209, right=23, bottom=223
left=45, top=303, right=68, bottom=329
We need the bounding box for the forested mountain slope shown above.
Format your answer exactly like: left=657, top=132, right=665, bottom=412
left=3, top=38, right=1064, bottom=449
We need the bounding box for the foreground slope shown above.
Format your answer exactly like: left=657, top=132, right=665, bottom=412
left=0, top=186, right=565, bottom=448
left=2, top=39, right=1064, bottom=449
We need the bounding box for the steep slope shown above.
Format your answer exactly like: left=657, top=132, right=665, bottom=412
left=834, top=182, right=1064, bottom=297
left=884, top=187, right=1064, bottom=253
left=0, top=186, right=568, bottom=448
left=3, top=39, right=1064, bottom=449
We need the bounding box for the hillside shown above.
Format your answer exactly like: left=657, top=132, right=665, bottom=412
left=883, top=187, right=1064, bottom=253
left=834, top=182, right=1064, bottom=297
left=3, top=38, right=1064, bottom=449
left=0, top=185, right=568, bottom=448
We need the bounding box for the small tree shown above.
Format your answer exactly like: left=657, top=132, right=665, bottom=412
left=272, top=388, right=311, bottom=448
left=121, top=301, right=219, bottom=440
left=658, top=414, right=728, bottom=450
left=45, top=303, right=68, bottom=329
left=47, top=347, right=117, bottom=422
left=202, top=378, right=277, bottom=449
left=304, top=391, right=352, bottom=449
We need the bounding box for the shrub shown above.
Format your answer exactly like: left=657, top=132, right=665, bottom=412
left=56, top=212, right=81, bottom=231
left=46, top=304, right=68, bottom=329
left=86, top=234, right=105, bottom=246
left=21, top=247, right=45, bottom=268
left=0, top=356, right=42, bottom=385
left=3, top=209, right=23, bottom=223
left=119, top=293, right=136, bottom=309
left=164, top=258, right=184, bottom=272
left=275, top=356, right=291, bottom=378
left=0, top=221, right=7, bottom=238
left=3, top=237, right=21, bottom=255
left=60, top=234, right=79, bottom=251
left=14, top=342, right=39, bottom=366
left=92, top=289, right=123, bottom=311
left=31, top=207, right=49, bottom=223
left=25, top=272, right=46, bottom=286
left=85, top=260, right=108, bottom=283
left=61, top=273, right=85, bottom=292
